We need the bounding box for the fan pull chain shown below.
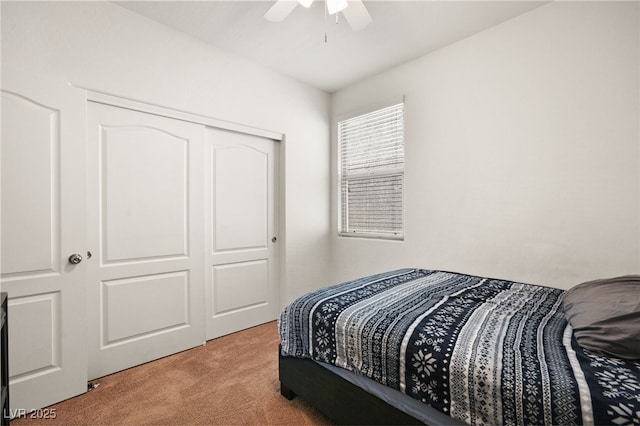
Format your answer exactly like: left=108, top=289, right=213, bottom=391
left=324, top=1, right=341, bottom=43
left=324, top=1, right=328, bottom=43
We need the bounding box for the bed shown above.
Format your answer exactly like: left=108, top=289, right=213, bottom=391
left=278, top=268, right=640, bottom=425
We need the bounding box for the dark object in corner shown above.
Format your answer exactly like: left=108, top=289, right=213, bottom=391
left=1, top=293, right=9, bottom=426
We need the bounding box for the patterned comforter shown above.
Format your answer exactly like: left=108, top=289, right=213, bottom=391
left=279, top=269, right=640, bottom=425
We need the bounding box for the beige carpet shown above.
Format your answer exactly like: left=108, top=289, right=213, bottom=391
left=12, top=321, right=331, bottom=425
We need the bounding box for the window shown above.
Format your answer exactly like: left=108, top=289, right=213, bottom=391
left=338, top=102, right=404, bottom=239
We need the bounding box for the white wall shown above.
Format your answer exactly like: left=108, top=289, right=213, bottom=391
left=331, top=1, right=640, bottom=289
left=1, top=0, right=331, bottom=305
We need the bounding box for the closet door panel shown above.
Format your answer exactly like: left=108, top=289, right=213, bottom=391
left=214, top=147, right=268, bottom=251
left=87, top=102, right=205, bottom=380
left=206, top=128, right=279, bottom=339
left=212, top=260, right=268, bottom=315
left=101, top=271, right=189, bottom=345
left=102, top=127, right=188, bottom=262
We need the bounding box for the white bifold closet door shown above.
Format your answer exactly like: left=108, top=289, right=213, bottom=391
left=1, top=74, right=88, bottom=410
left=86, top=102, right=206, bottom=380
left=205, top=128, right=279, bottom=340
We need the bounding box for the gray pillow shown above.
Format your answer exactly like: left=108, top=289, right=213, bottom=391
left=562, top=275, right=640, bottom=360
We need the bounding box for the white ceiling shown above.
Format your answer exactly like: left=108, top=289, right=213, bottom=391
left=114, top=1, right=546, bottom=93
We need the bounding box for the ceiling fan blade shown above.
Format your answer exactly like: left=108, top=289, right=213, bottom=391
left=342, top=0, right=372, bottom=30
left=264, top=1, right=299, bottom=22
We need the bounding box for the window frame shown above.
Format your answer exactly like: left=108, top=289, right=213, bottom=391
left=337, top=99, right=405, bottom=241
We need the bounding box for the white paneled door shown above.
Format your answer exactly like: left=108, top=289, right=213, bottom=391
left=206, top=128, right=279, bottom=339
left=1, top=75, right=88, bottom=410
left=86, top=102, right=206, bottom=380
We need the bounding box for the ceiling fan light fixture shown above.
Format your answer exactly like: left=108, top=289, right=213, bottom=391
left=265, top=0, right=371, bottom=30
left=326, top=0, right=348, bottom=15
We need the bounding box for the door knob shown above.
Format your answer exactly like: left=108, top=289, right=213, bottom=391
left=68, top=253, right=83, bottom=265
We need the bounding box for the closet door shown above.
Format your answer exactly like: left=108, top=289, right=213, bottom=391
left=87, top=102, right=205, bottom=379
left=1, top=74, right=88, bottom=410
left=206, top=128, right=279, bottom=339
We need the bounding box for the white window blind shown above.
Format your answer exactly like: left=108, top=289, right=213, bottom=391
left=338, top=102, right=404, bottom=239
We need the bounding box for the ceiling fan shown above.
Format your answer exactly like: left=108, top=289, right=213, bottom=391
left=264, top=0, right=372, bottom=31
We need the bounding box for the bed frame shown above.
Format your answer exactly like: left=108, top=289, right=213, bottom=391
left=279, top=350, right=425, bottom=425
